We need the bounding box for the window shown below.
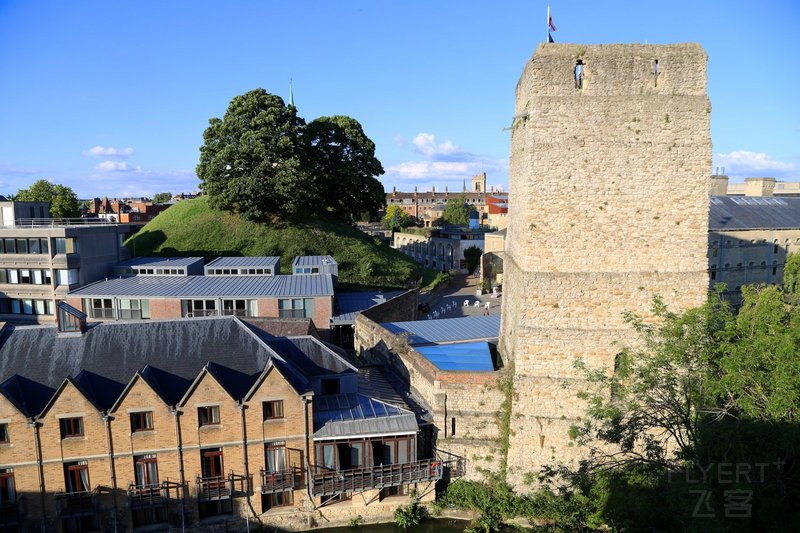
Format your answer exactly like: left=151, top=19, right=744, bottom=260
left=321, top=378, right=340, bottom=395
left=64, top=461, right=90, bottom=493
left=0, top=298, right=53, bottom=316
left=263, top=400, right=284, bottom=420
left=198, top=406, right=220, bottom=427
left=119, top=299, right=150, bottom=320
left=89, top=298, right=114, bottom=319
left=0, top=423, right=8, bottom=443
left=60, top=417, right=84, bottom=438
left=0, top=469, right=14, bottom=504
left=182, top=299, right=217, bottom=318
left=56, top=269, right=79, bottom=286
left=262, top=490, right=293, bottom=510
left=221, top=299, right=253, bottom=317
left=15, top=239, right=27, bottom=254
left=278, top=298, right=314, bottom=319
left=130, top=411, right=154, bottom=432
left=1, top=239, right=13, bottom=254
left=54, top=238, right=77, bottom=254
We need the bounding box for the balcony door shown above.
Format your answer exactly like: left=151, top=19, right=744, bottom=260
left=64, top=462, right=90, bottom=493
left=134, top=455, right=159, bottom=487
left=265, top=442, right=286, bottom=473
left=0, top=469, right=15, bottom=503
left=201, top=448, right=224, bottom=479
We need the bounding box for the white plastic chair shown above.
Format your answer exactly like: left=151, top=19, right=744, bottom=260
left=473, top=300, right=480, bottom=308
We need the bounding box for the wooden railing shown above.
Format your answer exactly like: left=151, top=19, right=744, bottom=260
left=127, top=480, right=186, bottom=507
left=260, top=468, right=298, bottom=494
left=311, top=458, right=443, bottom=497
left=195, top=473, right=251, bottom=501
left=54, top=491, right=94, bottom=517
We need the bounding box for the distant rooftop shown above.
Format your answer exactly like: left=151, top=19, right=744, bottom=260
left=206, top=256, right=280, bottom=268
left=332, top=291, right=405, bottom=325
left=709, top=196, right=800, bottom=230
left=415, top=341, right=494, bottom=372
left=69, top=273, right=335, bottom=299
left=381, top=315, right=500, bottom=345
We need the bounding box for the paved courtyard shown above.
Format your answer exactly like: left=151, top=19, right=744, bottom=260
left=419, top=274, right=502, bottom=320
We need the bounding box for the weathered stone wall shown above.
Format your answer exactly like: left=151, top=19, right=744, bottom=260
left=500, top=43, right=711, bottom=488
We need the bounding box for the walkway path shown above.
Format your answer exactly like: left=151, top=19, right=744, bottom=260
left=419, top=274, right=502, bottom=320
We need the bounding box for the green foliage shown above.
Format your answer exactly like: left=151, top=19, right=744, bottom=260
left=463, top=245, right=482, bottom=274
left=16, top=179, right=80, bottom=218
left=783, top=251, right=800, bottom=298
left=124, top=196, right=417, bottom=288
left=442, top=196, right=476, bottom=226
left=393, top=499, right=426, bottom=528
left=421, top=268, right=449, bottom=292
left=347, top=514, right=363, bottom=527
left=383, top=204, right=411, bottom=230
left=197, top=89, right=384, bottom=223
left=152, top=192, right=172, bottom=204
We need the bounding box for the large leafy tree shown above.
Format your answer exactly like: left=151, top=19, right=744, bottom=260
left=197, top=89, right=307, bottom=221
left=304, top=115, right=385, bottom=221
left=443, top=196, right=476, bottom=226
left=197, top=89, right=385, bottom=222
left=382, top=204, right=410, bottom=230
left=16, top=179, right=80, bottom=218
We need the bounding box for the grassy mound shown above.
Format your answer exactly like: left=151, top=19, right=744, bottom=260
left=125, top=197, right=419, bottom=289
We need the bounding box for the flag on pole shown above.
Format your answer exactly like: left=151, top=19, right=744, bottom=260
left=548, top=15, right=556, bottom=32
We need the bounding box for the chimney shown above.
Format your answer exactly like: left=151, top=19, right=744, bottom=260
left=445, top=186, right=448, bottom=195
left=392, top=186, right=396, bottom=194
left=432, top=186, right=436, bottom=193
left=414, top=186, right=417, bottom=196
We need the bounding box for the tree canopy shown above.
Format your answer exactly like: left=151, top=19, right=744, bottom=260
left=152, top=192, right=172, bottom=204
left=16, top=179, right=80, bottom=218
left=442, top=196, right=476, bottom=226
left=197, top=89, right=385, bottom=222
left=383, top=204, right=411, bottom=230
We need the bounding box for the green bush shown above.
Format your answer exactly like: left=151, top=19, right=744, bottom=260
left=394, top=500, right=426, bottom=528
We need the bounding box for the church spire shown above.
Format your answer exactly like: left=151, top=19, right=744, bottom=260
left=288, top=79, right=295, bottom=107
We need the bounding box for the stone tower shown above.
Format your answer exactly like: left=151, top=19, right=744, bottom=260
left=499, top=44, right=711, bottom=487
left=472, top=172, right=487, bottom=193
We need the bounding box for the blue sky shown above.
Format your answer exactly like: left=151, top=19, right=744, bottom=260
left=0, top=0, right=798, bottom=198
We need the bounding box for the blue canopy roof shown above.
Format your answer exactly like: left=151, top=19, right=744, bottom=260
left=415, top=341, right=494, bottom=372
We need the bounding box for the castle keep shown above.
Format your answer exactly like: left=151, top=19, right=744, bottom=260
left=499, top=44, right=711, bottom=486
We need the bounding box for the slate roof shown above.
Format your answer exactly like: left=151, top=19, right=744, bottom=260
left=331, top=291, right=405, bottom=325
left=380, top=315, right=501, bottom=345
left=313, top=393, right=418, bottom=440
left=205, top=257, right=280, bottom=269
left=68, top=273, right=334, bottom=298
left=0, top=317, right=349, bottom=416
left=709, top=196, right=800, bottom=230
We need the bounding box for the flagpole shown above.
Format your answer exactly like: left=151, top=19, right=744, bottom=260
left=546, top=5, right=550, bottom=44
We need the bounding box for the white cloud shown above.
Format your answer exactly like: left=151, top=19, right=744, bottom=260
left=94, top=161, right=141, bottom=172
left=385, top=159, right=507, bottom=184
left=87, top=167, right=198, bottom=198
left=714, top=150, right=797, bottom=180
left=81, top=145, right=135, bottom=158
left=411, top=133, right=475, bottom=161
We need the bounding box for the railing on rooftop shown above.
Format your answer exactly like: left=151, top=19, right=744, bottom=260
left=10, top=217, right=119, bottom=228
left=311, top=458, right=445, bottom=497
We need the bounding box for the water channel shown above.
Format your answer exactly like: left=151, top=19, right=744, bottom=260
left=312, top=518, right=471, bottom=533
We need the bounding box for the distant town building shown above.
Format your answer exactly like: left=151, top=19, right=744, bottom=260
left=393, top=226, right=493, bottom=272
left=385, top=173, right=503, bottom=223
left=711, top=174, right=800, bottom=197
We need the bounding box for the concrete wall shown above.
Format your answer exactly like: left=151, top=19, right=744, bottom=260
left=500, top=43, right=711, bottom=488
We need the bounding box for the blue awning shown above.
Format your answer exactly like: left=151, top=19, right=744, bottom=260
left=414, top=341, right=494, bottom=372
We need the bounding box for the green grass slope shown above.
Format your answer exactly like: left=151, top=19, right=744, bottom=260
left=125, top=197, right=419, bottom=289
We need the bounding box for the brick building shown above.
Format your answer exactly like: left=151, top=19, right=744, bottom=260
left=385, top=173, right=500, bottom=222
left=0, top=314, right=460, bottom=532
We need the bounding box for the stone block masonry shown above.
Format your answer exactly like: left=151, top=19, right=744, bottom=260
left=500, top=43, right=711, bottom=488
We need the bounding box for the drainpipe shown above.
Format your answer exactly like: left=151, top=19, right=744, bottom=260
left=302, top=393, right=313, bottom=498
left=30, top=418, right=46, bottom=531
left=237, top=401, right=254, bottom=523
left=172, top=408, right=186, bottom=532
left=103, top=414, right=119, bottom=533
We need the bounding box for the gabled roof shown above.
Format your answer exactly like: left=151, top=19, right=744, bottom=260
left=331, top=291, right=405, bottom=325
left=244, top=360, right=310, bottom=401
left=0, top=375, right=55, bottom=418
left=73, top=370, right=126, bottom=412
left=178, top=364, right=239, bottom=407
left=265, top=337, right=357, bottom=377
left=117, top=256, right=204, bottom=268
left=206, top=256, right=280, bottom=269
left=292, top=255, right=337, bottom=267
left=205, top=362, right=261, bottom=401
left=140, top=365, right=194, bottom=407
left=38, top=377, right=101, bottom=419
left=380, top=315, right=501, bottom=345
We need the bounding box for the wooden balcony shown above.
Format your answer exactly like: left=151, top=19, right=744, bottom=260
left=127, top=480, right=185, bottom=507
left=54, top=490, right=95, bottom=517
left=311, top=458, right=444, bottom=497
left=260, top=468, right=299, bottom=494
left=195, top=473, right=252, bottom=501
